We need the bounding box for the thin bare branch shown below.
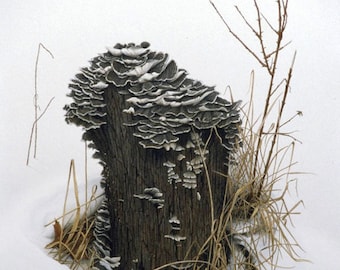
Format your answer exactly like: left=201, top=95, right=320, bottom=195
left=209, top=0, right=267, bottom=68
left=234, top=5, right=260, bottom=38
left=257, top=50, right=296, bottom=197
left=253, top=0, right=272, bottom=74
left=260, top=12, right=277, bottom=34
left=27, top=43, right=54, bottom=165
left=33, top=43, right=54, bottom=157
left=26, top=97, right=55, bottom=165
left=251, top=0, right=289, bottom=180
left=266, top=40, right=292, bottom=60
left=279, top=109, right=302, bottom=129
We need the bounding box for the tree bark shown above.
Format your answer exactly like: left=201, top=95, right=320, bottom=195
left=86, top=85, right=229, bottom=269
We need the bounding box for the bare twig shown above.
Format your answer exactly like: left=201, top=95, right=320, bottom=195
left=257, top=51, right=296, bottom=197
left=253, top=0, right=272, bottom=74
left=209, top=0, right=267, bottom=68
left=26, top=96, right=55, bottom=165
left=250, top=0, right=288, bottom=185
left=26, top=43, right=54, bottom=165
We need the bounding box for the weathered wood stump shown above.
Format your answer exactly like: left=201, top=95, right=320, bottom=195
left=65, top=42, right=241, bottom=269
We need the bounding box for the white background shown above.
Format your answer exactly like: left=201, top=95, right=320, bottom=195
left=1, top=0, right=339, bottom=269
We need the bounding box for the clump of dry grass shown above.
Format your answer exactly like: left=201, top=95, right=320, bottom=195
left=209, top=71, right=304, bottom=269
left=45, top=159, right=103, bottom=269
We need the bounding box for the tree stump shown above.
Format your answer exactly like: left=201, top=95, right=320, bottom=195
left=64, top=42, right=241, bottom=269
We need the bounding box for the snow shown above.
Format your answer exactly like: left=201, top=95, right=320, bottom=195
left=1, top=0, right=340, bottom=269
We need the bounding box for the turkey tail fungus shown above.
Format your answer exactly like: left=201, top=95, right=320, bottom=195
left=64, top=42, right=241, bottom=269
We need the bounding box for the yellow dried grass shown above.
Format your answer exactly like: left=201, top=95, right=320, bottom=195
left=45, top=158, right=103, bottom=269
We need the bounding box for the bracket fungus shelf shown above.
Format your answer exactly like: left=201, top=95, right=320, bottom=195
left=64, top=42, right=241, bottom=269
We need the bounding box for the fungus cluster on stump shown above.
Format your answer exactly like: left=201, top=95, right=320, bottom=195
left=65, top=42, right=241, bottom=269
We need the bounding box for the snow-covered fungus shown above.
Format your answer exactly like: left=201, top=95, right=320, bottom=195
left=65, top=42, right=241, bottom=152
left=164, top=234, right=187, bottom=242
left=93, top=256, right=121, bottom=270
left=133, top=187, right=165, bottom=209
left=182, top=171, right=197, bottom=189
left=65, top=66, right=108, bottom=131
left=163, top=160, right=181, bottom=184
left=164, top=216, right=186, bottom=242
left=169, top=216, right=181, bottom=231
left=92, top=198, right=121, bottom=269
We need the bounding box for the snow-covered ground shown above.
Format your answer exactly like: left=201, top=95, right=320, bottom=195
left=1, top=0, right=339, bottom=269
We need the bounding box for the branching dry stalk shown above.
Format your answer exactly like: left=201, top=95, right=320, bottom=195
left=257, top=52, right=296, bottom=198
left=26, top=43, right=55, bottom=166
left=210, top=0, right=295, bottom=199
